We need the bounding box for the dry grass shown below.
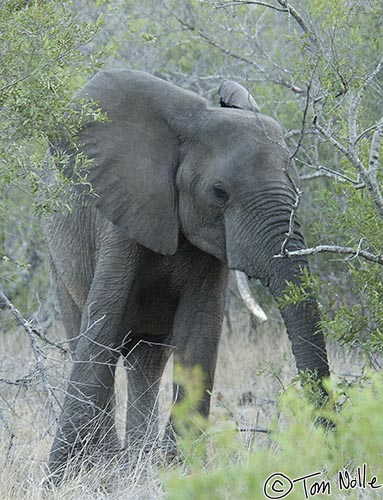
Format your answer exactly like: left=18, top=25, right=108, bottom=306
left=0, top=299, right=369, bottom=499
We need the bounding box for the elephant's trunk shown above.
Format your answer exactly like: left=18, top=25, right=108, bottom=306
left=226, top=188, right=330, bottom=381
left=266, top=256, right=329, bottom=379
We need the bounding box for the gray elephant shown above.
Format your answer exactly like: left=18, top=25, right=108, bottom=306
left=45, top=69, right=330, bottom=477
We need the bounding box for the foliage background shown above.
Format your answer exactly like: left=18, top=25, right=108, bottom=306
left=0, top=0, right=382, bottom=497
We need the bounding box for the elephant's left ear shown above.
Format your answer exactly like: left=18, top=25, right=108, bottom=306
left=60, top=70, right=208, bottom=256
left=219, top=80, right=260, bottom=112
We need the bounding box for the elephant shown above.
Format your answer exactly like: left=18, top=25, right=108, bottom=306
left=44, top=69, right=330, bottom=478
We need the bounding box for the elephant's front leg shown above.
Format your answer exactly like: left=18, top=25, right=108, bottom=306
left=163, top=261, right=228, bottom=451
left=48, top=248, right=132, bottom=478
left=48, top=330, right=121, bottom=477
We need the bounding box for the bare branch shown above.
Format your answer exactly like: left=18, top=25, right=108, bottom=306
left=214, top=1, right=288, bottom=13
left=169, top=6, right=306, bottom=95
left=280, top=167, right=302, bottom=256
left=215, top=0, right=312, bottom=39
left=300, top=171, right=340, bottom=181
left=0, top=292, right=68, bottom=354
left=0, top=290, right=60, bottom=420
left=285, top=128, right=317, bottom=139
left=269, top=78, right=305, bottom=94
left=170, top=10, right=260, bottom=68
left=0, top=371, right=38, bottom=387
left=349, top=57, right=383, bottom=147
left=349, top=90, right=358, bottom=146
left=217, top=0, right=351, bottom=100
left=314, top=121, right=383, bottom=218
left=290, top=64, right=318, bottom=161
left=296, top=160, right=362, bottom=186
left=237, top=426, right=271, bottom=433
left=368, top=118, right=383, bottom=180
left=276, top=0, right=316, bottom=43
left=32, top=326, right=69, bottom=354
left=353, top=55, right=383, bottom=117
left=356, top=122, right=382, bottom=144
left=276, top=0, right=350, bottom=96
left=275, top=244, right=383, bottom=265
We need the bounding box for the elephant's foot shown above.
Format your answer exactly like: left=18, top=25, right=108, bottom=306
left=160, top=422, right=183, bottom=466
left=117, top=425, right=182, bottom=470
left=47, top=424, right=122, bottom=485
left=122, top=431, right=162, bottom=467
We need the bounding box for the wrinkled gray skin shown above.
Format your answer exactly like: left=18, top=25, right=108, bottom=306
left=45, top=70, right=329, bottom=477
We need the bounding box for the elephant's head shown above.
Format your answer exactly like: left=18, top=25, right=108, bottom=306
left=67, top=69, right=329, bottom=380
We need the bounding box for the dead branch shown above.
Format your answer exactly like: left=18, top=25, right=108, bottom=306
left=349, top=57, right=383, bottom=147
left=314, top=120, right=383, bottom=219
left=274, top=244, right=383, bottom=265
left=290, top=70, right=316, bottom=161
left=0, top=291, right=68, bottom=354
left=276, top=0, right=313, bottom=39
left=352, top=55, right=383, bottom=126
left=296, top=160, right=362, bottom=186
left=0, top=290, right=60, bottom=419
left=0, top=371, right=38, bottom=387
left=357, top=122, right=382, bottom=144
left=280, top=167, right=302, bottom=256
left=237, top=426, right=270, bottom=433
left=368, top=118, right=383, bottom=180
left=214, top=1, right=288, bottom=13
left=169, top=5, right=306, bottom=95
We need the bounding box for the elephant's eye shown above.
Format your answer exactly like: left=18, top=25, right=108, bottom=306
left=211, top=184, right=229, bottom=203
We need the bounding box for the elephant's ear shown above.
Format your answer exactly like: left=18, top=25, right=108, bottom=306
left=70, top=70, right=205, bottom=256
left=218, top=80, right=260, bottom=112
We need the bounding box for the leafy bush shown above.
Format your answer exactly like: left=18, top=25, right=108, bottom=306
left=164, top=372, right=383, bottom=500
left=0, top=0, right=110, bottom=311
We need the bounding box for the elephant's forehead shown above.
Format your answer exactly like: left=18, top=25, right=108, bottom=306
left=200, top=109, right=289, bottom=164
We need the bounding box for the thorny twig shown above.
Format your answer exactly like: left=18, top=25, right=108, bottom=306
left=0, top=408, right=15, bottom=458
left=290, top=58, right=319, bottom=161
left=0, top=370, right=39, bottom=387
left=0, top=293, right=68, bottom=355
left=290, top=80, right=312, bottom=161
left=31, top=327, right=68, bottom=355
left=0, top=290, right=61, bottom=420
left=280, top=168, right=302, bottom=256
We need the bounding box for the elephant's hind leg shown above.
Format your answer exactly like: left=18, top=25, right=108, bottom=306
left=123, top=335, right=173, bottom=453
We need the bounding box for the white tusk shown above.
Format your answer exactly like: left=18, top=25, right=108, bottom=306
left=234, top=271, right=267, bottom=323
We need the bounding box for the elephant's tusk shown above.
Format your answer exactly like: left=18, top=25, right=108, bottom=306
left=234, top=271, right=268, bottom=323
